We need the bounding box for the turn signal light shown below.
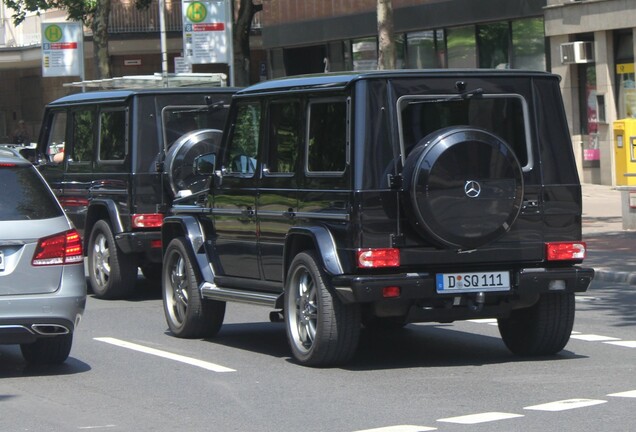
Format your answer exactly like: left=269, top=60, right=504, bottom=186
left=357, top=248, right=400, bottom=268
left=32, top=229, right=83, bottom=266
left=132, top=213, right=164, bottom=228
left=546, top=242, right=586, bottom=261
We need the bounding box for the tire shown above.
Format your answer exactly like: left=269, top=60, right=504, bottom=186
left=284, top=251, right=360, bottom=367
left=162, top=237, right=226, bottom=338
left=402, top=126, right=523, bottom=249
left=20, top=334, right=73, bottom=365
left=498, top=292, right=575, bottom=356
left=87, top=220, right=138, bottom=299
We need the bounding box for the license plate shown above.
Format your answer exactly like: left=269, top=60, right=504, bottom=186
left=436, top=271, right=510, bottom=293
left=0, top=250, right=4, bottom=271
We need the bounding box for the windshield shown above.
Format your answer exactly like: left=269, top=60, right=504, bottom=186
left=162, top=104, right=228, bottom=150
left=0, top=165, right=63, bottom=221
left=398, top=94, right=531, bottom=169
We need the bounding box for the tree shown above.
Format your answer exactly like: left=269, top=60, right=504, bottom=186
left=232, top=0, right=262, bottom=86
left=377, top=0, right=395, bottom=70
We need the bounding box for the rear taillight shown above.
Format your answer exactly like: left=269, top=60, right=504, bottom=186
left=132, top=213, right=164, bottom=228
left=546, top=242, right=586, bottom=261
left=32, top=229, right=84, bottom=266
left=357, top=248, right=400, bottom=268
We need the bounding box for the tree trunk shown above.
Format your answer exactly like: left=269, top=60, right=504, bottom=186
left=233, top=0, right=262, bottom=86
left=92, top=0, right=112, bottom=79
left=377, top=0, right=396, bottom=70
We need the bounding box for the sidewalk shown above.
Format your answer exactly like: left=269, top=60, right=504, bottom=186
left=581, top=183, right=636, bottom=284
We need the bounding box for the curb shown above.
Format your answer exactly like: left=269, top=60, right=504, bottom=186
left=590, top=268, right=636, bottom=285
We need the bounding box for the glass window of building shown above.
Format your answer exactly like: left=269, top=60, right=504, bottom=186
left=395, top=34, right=406, bottom=69
left=406, top=30, right=446, bottom=69
left=511, top=18, right=546, bottom=70
left=352, top=37, right=378, bottom=71
left=477, top=22, right=510, bottom=69
left=615, top=30, right=635, bottom=119
left=447, top=26, right=476, bottom=68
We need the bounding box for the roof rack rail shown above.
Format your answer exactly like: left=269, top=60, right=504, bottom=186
left=63, top=73, right=227, bottom=89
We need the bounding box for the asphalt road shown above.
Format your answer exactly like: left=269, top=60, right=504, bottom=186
left=1, top=278, right=635, bottom=432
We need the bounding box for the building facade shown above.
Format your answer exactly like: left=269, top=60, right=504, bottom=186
left=0, top=0, right=634, bottom=185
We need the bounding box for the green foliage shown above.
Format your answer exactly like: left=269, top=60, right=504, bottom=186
left=4, top=0, right=97, bottom=25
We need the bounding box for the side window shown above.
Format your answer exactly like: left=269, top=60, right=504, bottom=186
left=71, top=109, right=95, bottom=163
left=45, top=111, right=67, bottom=164
left=99, top=109, right=127, bottom=161
left=266, top=101, right=300, bottom=174
left=225, top=102, right=261, bottom=176
left=306, top=99, right=348, bottom=174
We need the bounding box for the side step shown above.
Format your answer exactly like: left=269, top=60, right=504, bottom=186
left=200, top=282, right=279, bottom=307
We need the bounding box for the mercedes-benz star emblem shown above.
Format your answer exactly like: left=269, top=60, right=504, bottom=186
left=464, top=180, right=481, bottom=198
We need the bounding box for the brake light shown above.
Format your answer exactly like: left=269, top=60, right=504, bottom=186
left=546, top=242, right=586, bottom=261
left=357, top=248, right=400, bottom=268
left=0, top=163, right=17, bottom=167
left=132, top=213, right=164, bottom=228
left=32, top=229, right=84, bottom=266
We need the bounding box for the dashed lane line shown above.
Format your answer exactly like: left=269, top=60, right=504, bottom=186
left=524, top=398, right=607, bottom=411
left=437, top=412, right=523, bottom=425
left=467, top=320, right=636, bottom=349
left=358, top=391, right=636, bottom=432
left=94, top=337, right=236, bottom=372
left=353, top=426, right=437, bottom=432
left=605, top=341, right=636, bottom=348
left=608, top=390, right=636, bottom=398
left=570, top=334, right=621, bottom=342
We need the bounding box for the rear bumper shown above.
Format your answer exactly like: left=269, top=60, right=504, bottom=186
left=0, top=266, right=86, bottom=344
left=115, top=231, right=162, bottom=262
left=331, top=266, right=594, bottom=320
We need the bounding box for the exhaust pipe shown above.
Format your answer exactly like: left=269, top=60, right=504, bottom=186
left=31, top=324, right=70, bottom=336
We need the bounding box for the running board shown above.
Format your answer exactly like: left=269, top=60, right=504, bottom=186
left=200, top=282, right=279, bottom=307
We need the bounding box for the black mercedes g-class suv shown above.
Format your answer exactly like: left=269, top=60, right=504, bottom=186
left=34, top=87, right=236, bottom=299
left=161, top=70, right=594, bottom=367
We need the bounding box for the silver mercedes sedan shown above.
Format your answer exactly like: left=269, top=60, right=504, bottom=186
left=0, top=146, right=86, bottom=364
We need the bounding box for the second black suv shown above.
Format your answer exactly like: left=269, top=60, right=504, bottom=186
left=161, top=70, right=594, bottom=366
left=34, top=87, right=236, bottom=298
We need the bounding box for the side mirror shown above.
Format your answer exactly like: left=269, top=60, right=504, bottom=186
left=194, top=153, right=216, bottom=175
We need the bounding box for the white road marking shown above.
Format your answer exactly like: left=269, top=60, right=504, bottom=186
left=467, top=318, right=498, bottom=325
left=575, top=296, right=598, bottom=302
left=524, top=399, right=607, bottom=411
left=605, top=341, right=636, bottom=348
left=437, top=412, right=523, bottom=424
left=78, top=426, right=117, bottom=430
left=569, top=334, right=620, bottom=342
left=608, top=390, right=636, bottom=398
left=353, top=426, right=436, bottom=432
left=94, top=337, right=235, bottom=372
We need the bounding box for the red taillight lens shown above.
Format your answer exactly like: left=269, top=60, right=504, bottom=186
left=32, top=229, right=84, bottom=266
left=0, top=163, right=17, bottom=167
left=546, top=242, right=586, bottom=261
left=132, top=213, right=164, bottom=228
left=357, top=248, right=400, bottom=268
left=382, top=286, right=401, bottom=298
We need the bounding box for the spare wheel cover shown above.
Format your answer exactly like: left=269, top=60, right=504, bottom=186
left=165, top=129, right=223, bottom=197
left=402, top=126, right=523, bottom=249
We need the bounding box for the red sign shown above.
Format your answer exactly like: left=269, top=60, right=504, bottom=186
left=49, top=42, right=78, bottom=50
left=192, top=23, right=225, bottom=32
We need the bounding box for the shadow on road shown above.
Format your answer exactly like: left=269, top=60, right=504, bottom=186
left=193, top=320, right=585, bottom=371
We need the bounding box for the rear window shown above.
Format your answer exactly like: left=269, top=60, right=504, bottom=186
left=0, top=165, right=63, bottom=221
left=398, top=94, right=530, bottom=168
